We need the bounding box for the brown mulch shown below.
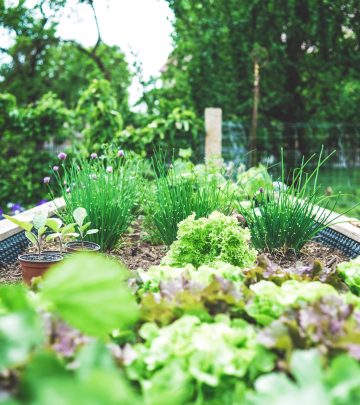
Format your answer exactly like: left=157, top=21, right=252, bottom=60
left=266, top=241, right=348, bottom=269
left=0, top=261, right=22, bottom=284
left=0, top=227, right=351, bottom=285
left=110, top=224, right=167, bottom=271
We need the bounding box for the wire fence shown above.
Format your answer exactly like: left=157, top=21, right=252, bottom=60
left=222, top=122, right=360, bottom=167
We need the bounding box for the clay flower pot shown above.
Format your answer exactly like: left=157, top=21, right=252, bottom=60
left=65, top=241, right=101, bottom=253
left=18, top=252, right=64, bottom=285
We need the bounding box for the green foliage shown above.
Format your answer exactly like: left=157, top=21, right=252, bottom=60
left=152, top=152, right=234, bottom=245
left=163, top=211, right=257, bottom=268
left=0, top=92, right=71, bottom=207
left=119, top=107, right=204, bottom=157
left=76, top=79, right=123, bottom=152
left=3, top=210, right=49, bottom=254
left=247, top=350, right=360, bottom=405
left=0, top=284, right=44, bottom=372
left=71, top=207, right=99, bottom=245
left=238, top=149, right=344, bottom=253
left=41, top=254, right=138, bottom=338
left=337, top=257, right=360, bottom=295
left=126, top=315, right=274, bottom=404
left=46, top=218, right=78, bottom=254
left=50, top=154, right=139, bottom=251
left=237, top=165, right=273, bottom=199
left=164, top=0, right=360, bottom=126
left=245, top=280, right=337, bottom=326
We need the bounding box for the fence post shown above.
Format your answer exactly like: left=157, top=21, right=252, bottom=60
left=205, top=108, right=222, bottom=160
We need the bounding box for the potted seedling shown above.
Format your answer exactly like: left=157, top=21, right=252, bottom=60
left=3, top=211, right=63, bottom=285
left=45, top=218, right=78, bottom=254
left=65, top=207, right=100, bottom=253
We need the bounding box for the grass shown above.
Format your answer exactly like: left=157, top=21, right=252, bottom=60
left=315, top=167, right=360, bottom=219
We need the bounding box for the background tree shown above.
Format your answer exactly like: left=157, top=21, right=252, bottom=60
left=164, top=0, right=360, bottom=129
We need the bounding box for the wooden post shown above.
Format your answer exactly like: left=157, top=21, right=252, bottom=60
left=205, top=108, right=222, bottom=160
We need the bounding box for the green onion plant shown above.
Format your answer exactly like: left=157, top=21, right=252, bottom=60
left=237, top=148, right=351, bottom=253
left=50, top=155, right=140, bottom=251
left=152, top=151, right=235, bottom=245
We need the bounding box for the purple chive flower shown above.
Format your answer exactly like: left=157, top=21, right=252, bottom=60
left=90, top=152, right=98, bottom=159
left=58, top=152, right=67, bottom=160
left=259, top=187, right=264, bottom=193
left=117, top=149, right=125, bottom=157
left=53, top=165, right=59, bottom=172
left=106, top=166, right=113, bottom=173
left=43, top=176, right=51, bottom=184
left=37, top=199, right=48, bottom=206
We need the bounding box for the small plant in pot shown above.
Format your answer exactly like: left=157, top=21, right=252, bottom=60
left=65, top=207, right=100, bottom=253
left=45, top=218, right=78, bottom=254
left=3, top=211, right=63, bottom=285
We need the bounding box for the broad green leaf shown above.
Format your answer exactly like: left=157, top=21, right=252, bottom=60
left=46, top=218, right=62, bottom=232
left=0, top=285, right=43, bottom=371
left=80, top=222, right=91, bottom=233
left=33, top=211, right=48, bottom=230
left=38, top=226, right=47, bottom=237
left=41, top=254, right=138, bottom=338
left=25, top=231, right=38, bottom=246
left=86, top=229, right=98, bottom=235
left=46, top=233, right=61, bottom=242
left=3, top=214, right=33, bottom=232
left=61, top=223, right=76, bottom=234
left=22, top=351, right=141, bottom=405
left=73, top=207, right=87, bottom=227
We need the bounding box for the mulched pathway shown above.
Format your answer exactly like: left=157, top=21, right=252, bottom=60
left=0, top=227, right=350, bottom=284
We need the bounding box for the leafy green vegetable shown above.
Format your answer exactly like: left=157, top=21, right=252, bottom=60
left=41, top=254, right=138, bottom=337
left=0, top=285, right=44, bottom=372
left=138, top=261, right=245, bottom=292
left=126, top=315, right=274, bottom=404
left=247, top=350, right=360, bottom=405
left=337, top=256, right=360, bottom=295
left=258, top=295, right=360, bottom=359
left=237, top=164, right=273, bottom=198
left=246, top=280, right=338, bottom=325
left=162, top=211, right=257, bottom=268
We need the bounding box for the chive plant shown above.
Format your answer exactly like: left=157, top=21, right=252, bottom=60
left=50, top=155, right=139, bottom=251
left=152, top=151, right=235, bottom=245
left=238, top=148, right=349, bottom=253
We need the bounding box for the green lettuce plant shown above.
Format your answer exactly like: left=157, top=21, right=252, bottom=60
left=337, top=257, right=360, bottom=295
left=247, top=350, right=360, bottom=405
left=126, top=315, right=274, bottom=404
left=237, top=164, right=273, bottom=198
left=162, top=211, right=257, bottom=268
left=246, top=280, right=338, bottom=325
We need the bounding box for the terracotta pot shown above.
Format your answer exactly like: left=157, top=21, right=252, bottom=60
left=18, top=252, right=64, bottom=286
left=65, top=241, right=101, bottom=253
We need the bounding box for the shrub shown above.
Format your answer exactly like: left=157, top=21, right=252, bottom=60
left=237, top=148, right=345, bottom=253
left=49, top=153, right=139, bottom=251
left=0, top=92, right=72, bottom=207
left=152, top=152, right=235, bottom=245
left=118, top=107, right=204, bottom=157
left=162, top=211, right=257, bottom=268
left=76, top=79, right=123, bottom=152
